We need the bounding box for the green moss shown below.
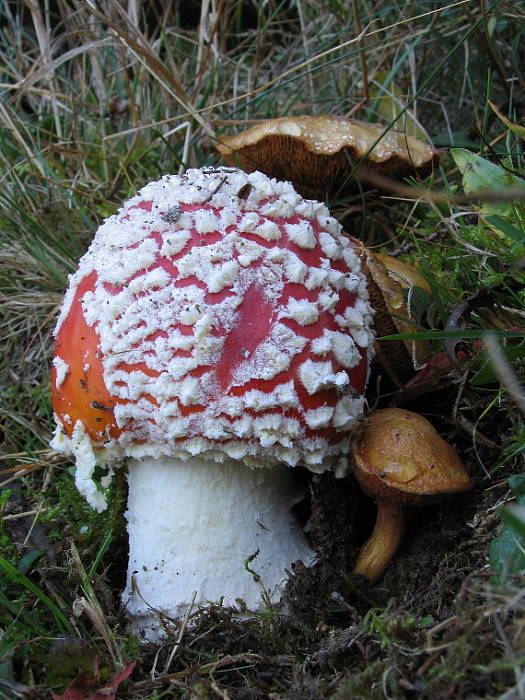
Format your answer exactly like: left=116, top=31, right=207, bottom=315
left=330, top=660, right=389, bottom=700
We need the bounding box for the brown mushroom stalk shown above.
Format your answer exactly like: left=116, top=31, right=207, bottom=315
left=353, top=501, right=405, bottom=582
left=351, top=408, right=472, bottom=581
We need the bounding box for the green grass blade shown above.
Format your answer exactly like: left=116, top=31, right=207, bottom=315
left=0, top=557, right=74, bottom=635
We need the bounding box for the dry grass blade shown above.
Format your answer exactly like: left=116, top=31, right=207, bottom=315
left=483, top=335, right=525, bottom=418
left=11, top=38, right=118, bottom=95
left=196, top=0, right=474, bottom=117
left=81, top=0, right=214, bottom=137
left=70, top=541, right=123, bottom=672
left=351, top=0, right=369, bottom=101
left=2, top=508, right=47, bottom=521
left=1, top=467, right=45, bottom=488
left=0, top=100, right=45, bottom=176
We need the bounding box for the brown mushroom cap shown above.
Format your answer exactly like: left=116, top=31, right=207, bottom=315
left=373, top=254, right=431, bottom=296
left=216, top=115, right=438, bottom=199
left=360, top=252, right=431, bottom=380
left=351, top=408, right=472, bottom=506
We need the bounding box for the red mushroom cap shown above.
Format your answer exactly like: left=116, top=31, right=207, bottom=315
left=51, top=168, right=375, bottom=509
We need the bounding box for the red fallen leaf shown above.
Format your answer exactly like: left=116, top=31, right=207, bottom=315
left=405, top=350, right=453, bottom=387
left=405, top=338, right=486, bottom=388
left=52, top=657, right=136, bottom=700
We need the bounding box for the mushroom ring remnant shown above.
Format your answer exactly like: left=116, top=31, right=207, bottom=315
left=50, top=167, right=375, bottom=638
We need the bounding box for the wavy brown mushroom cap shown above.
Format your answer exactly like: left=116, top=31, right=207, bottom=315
left=216, top=115, right=438, bottom=200
left=352, top=408, right=472, bottom=581
left=360, top=252, right=431, bottom=381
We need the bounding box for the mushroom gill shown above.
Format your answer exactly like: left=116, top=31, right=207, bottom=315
left=216, top=114, right=438, bottom=200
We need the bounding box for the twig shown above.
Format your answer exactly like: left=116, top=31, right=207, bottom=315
left=360, top=168, right=525, bottom=206
left=2, top=508, right=46, bottom=521
left=129, top=653, right=295, bottom=692
left=164, top=591, right=197, bottom=674
left=200, top=176, right=227, bottom=204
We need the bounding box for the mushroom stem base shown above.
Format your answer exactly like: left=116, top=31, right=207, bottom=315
left=353, top=501, right=405, bottom=582
left=122, top=455, right=315, bottom=640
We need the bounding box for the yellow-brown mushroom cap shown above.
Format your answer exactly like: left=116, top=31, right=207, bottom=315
left=351, top=408, right=472, bottom=506
left=373, top=254, right=431, bottom=296
left=361, top=252, right=431, bottom=377
left=216, top=115, right=438, bottom=199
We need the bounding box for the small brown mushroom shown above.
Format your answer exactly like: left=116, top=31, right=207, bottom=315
left=351, top=408, right=472, bottom=582
left=360, top=251, right=431, bottom=383
left=216, top=115, right=438, bottom=200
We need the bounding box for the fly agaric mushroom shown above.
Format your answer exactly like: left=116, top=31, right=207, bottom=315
left=51, top=167, right=375, bottom=638
left=216, top=115, right=438, bottom=200
left=351, top=408, right=472, bottom=582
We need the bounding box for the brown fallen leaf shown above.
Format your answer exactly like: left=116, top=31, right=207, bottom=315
left=52, top=657, right=136, bottom=700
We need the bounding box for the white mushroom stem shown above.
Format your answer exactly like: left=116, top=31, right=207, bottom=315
left=122, top=455, right=315, bottom=640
